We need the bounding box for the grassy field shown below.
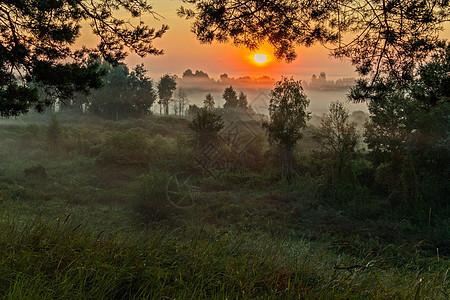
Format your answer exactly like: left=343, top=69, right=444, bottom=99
left=0, top=112, right=448, bottom=299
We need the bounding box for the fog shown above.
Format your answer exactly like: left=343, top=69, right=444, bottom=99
left=173, top=72, right=367, bottom=116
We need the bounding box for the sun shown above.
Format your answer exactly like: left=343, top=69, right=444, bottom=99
left=253, top=53, right=268, bottom=64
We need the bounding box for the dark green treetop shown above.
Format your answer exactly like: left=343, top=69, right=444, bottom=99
left=263, top=77, right=311, bottom=150
left=223, top=86, right=238, bottom=110
left=0, top=0, right=167, bottom=116
left=89, top=62, right=156, bottom=120
left=180, top=0, right=449, bottom=79
left=157, top=74, right=177, bottom=115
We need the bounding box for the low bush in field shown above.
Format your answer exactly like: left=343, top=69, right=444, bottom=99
left=132, top=169, right=181, bottom=222
left=148, top=123, right=170, bottom=136
left=96, top=130, right=150, bottom=167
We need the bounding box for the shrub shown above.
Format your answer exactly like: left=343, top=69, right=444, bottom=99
left=47, top=115, right=63, bottom=151
left=133, top=169, right=180, bottom=222
left=148, top=123, right=170, bottom=137
left=97, top=130, right=150, bottom=167
left=188, top=109, right=224, bottom=143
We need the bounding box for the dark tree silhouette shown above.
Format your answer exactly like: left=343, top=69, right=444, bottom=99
left=158, top=75, right=177, bottom=115
left=314, top=100, right=359, bottom=193
left=238, top=91, right=248, bottom=110
left=204, top=93, right=215, bottom=110
left=187, top=104, right=201, bottom=116
left=0, top=0, right=168, bottom=117
left=223, top=86, right=239, bottom=110
left=263, top=77, right=311, bottom=181
left=189, top=109, right=225, bottom=144
left=180, top=0, right=449, bottom=79
left=89, top=62, right=156, bottom=120
left=359, top=44, right=450, bottom=206
left=175, top=88, right=189, bottom=116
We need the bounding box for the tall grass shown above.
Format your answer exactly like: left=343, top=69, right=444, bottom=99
left=0, top=196, right=447, bottom=299
left=0, top=113, right=447, bottom=298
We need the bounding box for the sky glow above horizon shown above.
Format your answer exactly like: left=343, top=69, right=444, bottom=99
left=77, top=1, right=450, bottom=82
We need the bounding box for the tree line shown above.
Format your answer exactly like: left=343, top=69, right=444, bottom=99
left=0, top=0, right=448, bottom=211
left=61, top=60, right=255, bottom=120
left=189, top=46, right=449, bottom=209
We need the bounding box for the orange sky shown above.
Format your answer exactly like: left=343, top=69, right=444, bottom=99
left=77, top=1, right=449, bottom=82
left=121, top=2, right=357, bottom=82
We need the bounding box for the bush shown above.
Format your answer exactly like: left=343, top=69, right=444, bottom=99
left=148, top=123, right=170, bottom=137
left=66, top=127, right=102, bottom=156
left=188, top=109, right=224, bottom=143
left=97, top=130, right=150, bottom=167
left=148, top=134, right=177, bottom=170
left=47, top=115, right=63, bottom=151
left=133, top=169, right=180, bottom=222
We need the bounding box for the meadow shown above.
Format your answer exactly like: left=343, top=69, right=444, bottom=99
left=0, top=111, right=448, bottom=299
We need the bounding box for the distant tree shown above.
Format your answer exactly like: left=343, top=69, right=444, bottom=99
left=314, top=101, right=359, bottom=192
left=204, top=93, right=215, bottom=110
left=89, top=63, right=129, bottom=120
left=223, top=86, right=239, bottom=110
left=172, top=98, right=179, bottom=115
left=60, top=93, right=89, bottom=113
left=182, top=69, right=210, bottom=79
left=0, top=0, right=167, bottom=117
left=238, top=91, right=248, bottom=110
left=127, top=64, right=156, bottom=115
left=220, top=74, right=229, bottom=82
left=158, top=75, right=177, bottom=115
left=194, top=70, right=210, bottom=78
left=182, top=69, right=194, bottom=78
left=189, top=109, right=225, bottom=144
left=176, top=89, right=189, bottom=115
left=263, top=77, right=311, bottom=181
left=315, top=101, right=358, bottom=159
left=89, top=62, right=156, bottom=120
left=187, top=104, right=201, bottom=116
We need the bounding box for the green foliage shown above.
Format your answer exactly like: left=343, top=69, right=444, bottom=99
left=264, top=78, right=311, bottom=149
left=89, top=62, right=156, bottom=120
left=235, top=134, right=267, bottom=171
left=263, top=77, right=311, bottom=180
left=0, top=213, right=446, bottom=299
left=203, top=93, right=215, bottom=110
left=134, top=169, right=176, bottom=222
left=222, top=86, right=239, bottom=110
left=314, top=101, right=359, bottom=158
left=149, top=123, right=170, bottom=137
left=188, top=109, right=225, bottom=142
left=97, top=130, right=150, bottom=167
left=356, top=44, right=450, bottom=207
left=0, top=0, right=167, bottom=116
left=313, top=101, right=360, bottom=199
left=66, top=127, right=102, bottom=156
left=157, top=74, right=177, bottom=115
left=0, top=109, right=448, bottom=298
